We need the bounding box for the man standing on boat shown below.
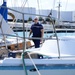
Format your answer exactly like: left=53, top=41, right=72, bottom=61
left=29, top=17, right=44, bottom=47
left=29, top=17, right=44, bottom=58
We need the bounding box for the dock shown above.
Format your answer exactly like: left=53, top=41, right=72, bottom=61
left=8, top=22, right=75, bottom=33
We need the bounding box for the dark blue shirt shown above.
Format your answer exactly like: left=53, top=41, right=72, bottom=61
left=31, top=23, right=43, bottom=37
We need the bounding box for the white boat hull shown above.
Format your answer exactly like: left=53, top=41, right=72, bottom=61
left=0, top=58, right=75, bottom=75
left=28, top=69, right=75, bottom=75
left=0, top=68, right=75, bottom=75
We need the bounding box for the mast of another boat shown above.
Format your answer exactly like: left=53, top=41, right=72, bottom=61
left=57, top=0, right=61, bottom=25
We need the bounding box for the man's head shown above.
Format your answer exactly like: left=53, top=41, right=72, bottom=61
left=34, top=17, right=38, bottom=23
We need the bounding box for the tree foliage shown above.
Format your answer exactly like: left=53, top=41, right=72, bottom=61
left=28, top=17, right=32, bottom=21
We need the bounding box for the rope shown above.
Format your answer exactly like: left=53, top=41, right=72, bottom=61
left=27, top=52, right=41, bottom=75
left=22, top=52, right=28, bottom=75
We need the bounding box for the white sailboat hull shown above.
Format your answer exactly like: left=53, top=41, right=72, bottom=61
left=0, top=58, right=75, bottom=75
left=0, top=70, right=25, bottom=75
left=0, top=68, right=75, bottom=75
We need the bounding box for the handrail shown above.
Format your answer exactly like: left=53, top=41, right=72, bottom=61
left=50, top=16, right=60, bottom=58
left=22, top=52, right=28, bottom=75
left=1, top=6, right=50, bottom=18
left=22, top=13, right=28, bottom=75
left=0, top=33, right=58, bottom=40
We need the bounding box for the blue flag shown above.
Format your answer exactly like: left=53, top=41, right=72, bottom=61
left=0, top=1, right=8, bottom=21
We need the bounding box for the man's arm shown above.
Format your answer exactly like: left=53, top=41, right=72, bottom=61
left=29, top=29, right=32, bottom=37
left=41, top=29, right=44, bottom=38
left=40, top=29, right=44, bottom=43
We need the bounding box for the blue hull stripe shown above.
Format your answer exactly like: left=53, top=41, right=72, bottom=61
left=0, top=65, right=75, bottom=70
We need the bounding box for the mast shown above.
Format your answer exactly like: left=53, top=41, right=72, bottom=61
left=58, top=3, right=60, bottom=22
left=57, top=0, right=61, bottom=25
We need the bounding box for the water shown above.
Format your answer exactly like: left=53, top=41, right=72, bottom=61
left=14, top=31, right=75, bottom=38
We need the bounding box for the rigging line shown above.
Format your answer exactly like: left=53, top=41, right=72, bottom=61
left=39, top=0, right=42, bottom=10
left=8, top=1, right=18, bottom=31
left=15, top=0, right=19, bottom=7
left=21, top=0, right=25, bottom=7
left=27, top=0, right=31, bottom=15
left=7, top=0, right=16, bottom=22
left=21, top=0, right=31, bottom=20
left=21, top=0, right=29, bottom=15
left=53, top=0, right=56, bottom=9
left=37, top=0, right=40, bottom=15
left=65, top=0, right=68, bottom=11
left=21, top=0, right=28, bottom=7
left=13, top=0, right=15, bottom=7
left=23, top=0, right=31, bottom=15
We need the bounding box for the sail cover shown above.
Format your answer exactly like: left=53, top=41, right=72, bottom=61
left=0, top=1, right=14, bottom=36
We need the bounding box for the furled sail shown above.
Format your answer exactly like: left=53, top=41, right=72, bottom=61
left=0, top=1, right=14, bottom=36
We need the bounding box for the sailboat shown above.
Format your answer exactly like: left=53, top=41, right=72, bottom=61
left=0, top=0, right=34, bottom=52
left=0, top=0, right=75, bottom=75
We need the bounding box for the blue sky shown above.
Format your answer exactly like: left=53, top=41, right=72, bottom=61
left=0, top=0, right=75, bottom=11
